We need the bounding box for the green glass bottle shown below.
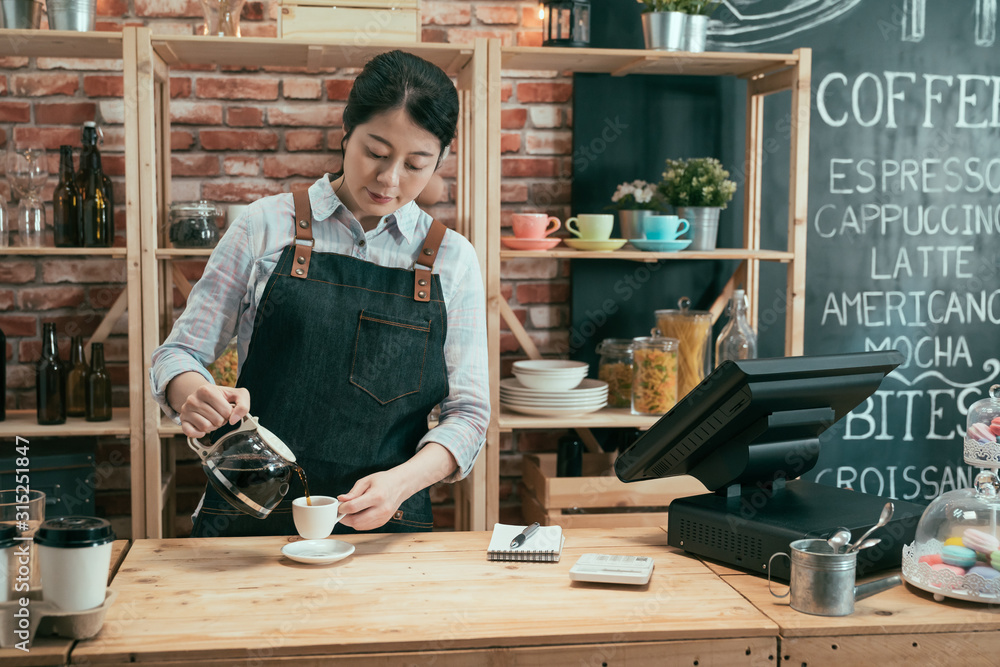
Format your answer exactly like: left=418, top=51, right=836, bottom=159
left=66, top=335, right=88, bottom=418
left=85, top=342, right=112, bottom=422
left=36, top=322, right=66, bottom=425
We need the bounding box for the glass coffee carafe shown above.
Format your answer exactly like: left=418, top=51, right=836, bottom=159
left=186, top=414, right=299, bottom=519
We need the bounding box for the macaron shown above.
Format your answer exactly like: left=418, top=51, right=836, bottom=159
left=944, top=536, right=966, bottom=547
left=990, top=550, right=1000, bottom=571
left=991, top=423, right=1000, bottom=437
left=968, top=565, right=1000, bottom=580
left=931, top=562, right=967, bottom=576
left=963, top=528, right=1000, bottom=554
left=941, top=545, right=978, bottom=568
left=969, top=422, right=996, bottom=443
left=919, top=553, right=943, bottom=566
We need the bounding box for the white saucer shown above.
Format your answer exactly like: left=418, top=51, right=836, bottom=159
left=281, top=539, right=355, bottom=564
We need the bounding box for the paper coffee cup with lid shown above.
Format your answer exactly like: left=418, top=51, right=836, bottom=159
left=35, top=516, right=115, bottom=611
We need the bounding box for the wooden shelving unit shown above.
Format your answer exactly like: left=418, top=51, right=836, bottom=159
left=132, top=30, right=490, bottom=535
left=0, top=28, right=147, bottom=540
left=484, top=42, right=812, bottom=527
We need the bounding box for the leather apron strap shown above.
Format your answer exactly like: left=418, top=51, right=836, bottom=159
left=291, top=188, right=314, bottom=279
left=414, top=220, right=447, bottom=302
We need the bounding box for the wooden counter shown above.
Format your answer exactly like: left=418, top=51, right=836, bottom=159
left=71, top=528, right=778, bottom=665
left=725, top=572, right=1000, bottom=665
left=1, top=540, right=131, bottom=667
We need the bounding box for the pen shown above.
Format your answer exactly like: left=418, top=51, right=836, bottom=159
left=510, top=522, right=540, bottom=549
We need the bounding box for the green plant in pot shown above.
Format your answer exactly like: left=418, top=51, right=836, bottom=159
left=657, top=157, right=737, bottom=251
left=608, top=179, right=662, bottom=240
left=638, top=0, right=689, bottom=51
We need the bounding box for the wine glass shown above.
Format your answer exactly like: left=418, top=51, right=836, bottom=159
left=5, top=144, right=48, bottom=247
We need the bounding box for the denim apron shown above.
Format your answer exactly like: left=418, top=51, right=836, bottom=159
left=191, top=189, right=449, bottom=537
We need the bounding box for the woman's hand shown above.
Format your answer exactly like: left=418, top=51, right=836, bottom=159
left=336, top=470, right=408, bottom=531
left=178, top=383, right=251, bottom=438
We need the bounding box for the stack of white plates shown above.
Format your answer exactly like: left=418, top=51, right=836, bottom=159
left=511, top=359, right=589, bottom=391
left=500, top=377, right=608, bottom=416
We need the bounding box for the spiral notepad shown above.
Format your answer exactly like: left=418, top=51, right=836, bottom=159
left=487, top=523, right=565, bottom=562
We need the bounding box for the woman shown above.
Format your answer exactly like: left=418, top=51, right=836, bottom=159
left=150, top=50, right=489, bottom=537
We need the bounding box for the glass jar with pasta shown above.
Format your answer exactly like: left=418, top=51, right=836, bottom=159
left=596, top=338, right=634, bottom=408
left=655, top=297, right=713, bottom=399
left=629, top=331, right=679, bottom=415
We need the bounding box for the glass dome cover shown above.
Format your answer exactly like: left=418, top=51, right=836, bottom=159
left=964, top=384, right=1000, bottom=466
left=902, top=474, right=1000, bottom=602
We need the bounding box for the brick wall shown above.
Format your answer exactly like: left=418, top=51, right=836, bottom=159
left=1, top=0, right=575, bottom=535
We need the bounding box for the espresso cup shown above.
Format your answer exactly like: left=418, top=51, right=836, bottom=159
left=512, top=213, right=561, bottom=239
left=565, top=214, right=614, bottom=240
left=35, top=516, right=115, bottom=611
left=644, top=215, right=690, bottom=241
left=292, top=496, right=344, bottom=540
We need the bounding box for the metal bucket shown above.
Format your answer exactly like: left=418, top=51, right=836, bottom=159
left=0, top=0, right=44, bottom=29
left=47, top=0, right=96, bottom=31
left=617, top=209, right=654, bottom=241
left=641, top=11, right=686, bottom=52
left=684, top=14, right=708, bottom=53
left=676, top=206, right=720, bottom=251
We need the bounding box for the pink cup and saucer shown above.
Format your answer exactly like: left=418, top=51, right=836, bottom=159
left=502, top=213, right=563, bottom=250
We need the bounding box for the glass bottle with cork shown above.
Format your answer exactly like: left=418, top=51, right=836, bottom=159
left=715, top=288, right=758, bottom=366
left=36, top=322, right=66, bottom=425
left=86, top=342, right=112, bottom=422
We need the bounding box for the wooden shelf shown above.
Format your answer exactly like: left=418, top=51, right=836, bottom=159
left=0, top=408, right=132, bottom=438
left=1, top=246, right=127, bottom=257
left=0, top=29, right=123, bottom=59
left=150, top=35, right=475, bottom=73
left=155, top=248, right=214, bottom=259
left=499, top=407, right=659, bottom=431
left=499, top=45, right=798, bottom=78
left=500, top=247, right=795, bottom=262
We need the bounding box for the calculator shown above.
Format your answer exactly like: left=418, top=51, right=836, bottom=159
left=568, top=553, right=654, bottom=585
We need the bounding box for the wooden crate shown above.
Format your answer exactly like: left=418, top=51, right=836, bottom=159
left=277, top=0, right=420, bottom=43
left=520, top=453, right=708, bottom=529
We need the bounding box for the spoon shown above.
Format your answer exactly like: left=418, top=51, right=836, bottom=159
left=847, top=502, right=894, bottom=553
left=854, top=537, right=881, bottom=550
left=827, top=528, right=852, bottom=553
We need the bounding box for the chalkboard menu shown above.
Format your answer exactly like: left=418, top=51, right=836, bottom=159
left=574, top=0, right=1000, bottom=504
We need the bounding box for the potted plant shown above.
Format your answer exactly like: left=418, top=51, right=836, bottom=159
left=638, top=0, right=688, bottom=51
left=682, top=1, right=720, bottom=52
left=609, top=179, right=661, bottom=239
left=657, top=157, right=737, bottom=250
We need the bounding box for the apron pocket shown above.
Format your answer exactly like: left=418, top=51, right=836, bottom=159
left=350, top=309, right=431, bottom=404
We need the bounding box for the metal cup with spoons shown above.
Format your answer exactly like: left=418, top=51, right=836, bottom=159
left=847, top=502, right=894, bottom=553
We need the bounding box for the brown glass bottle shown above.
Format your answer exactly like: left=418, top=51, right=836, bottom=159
left=86, top=342, right=112, bottom=422
left=66, top=335, right=88, bottom=418
left=53, top=145, right=82, bottom=247
left=78, top=122, right=114, bottom=245
left=36, top=322, right=67, bottom=425
left=80, top=150, right=111, bottom=247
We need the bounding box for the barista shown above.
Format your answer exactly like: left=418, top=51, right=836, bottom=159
left=149, top=51, right=489, bottom=537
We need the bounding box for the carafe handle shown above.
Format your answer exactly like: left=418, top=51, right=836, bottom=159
left=185, top=414, right=257, bottom=462
left=186, top=433, right=216, bottom=462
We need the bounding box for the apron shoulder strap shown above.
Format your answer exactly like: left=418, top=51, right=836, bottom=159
left=291, top=188, right=314, bottom=280
left=413, top=219, right=448, bottom=302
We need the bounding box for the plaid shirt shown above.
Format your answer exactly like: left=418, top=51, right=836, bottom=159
left=149, top=176, right=489, bottom=481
